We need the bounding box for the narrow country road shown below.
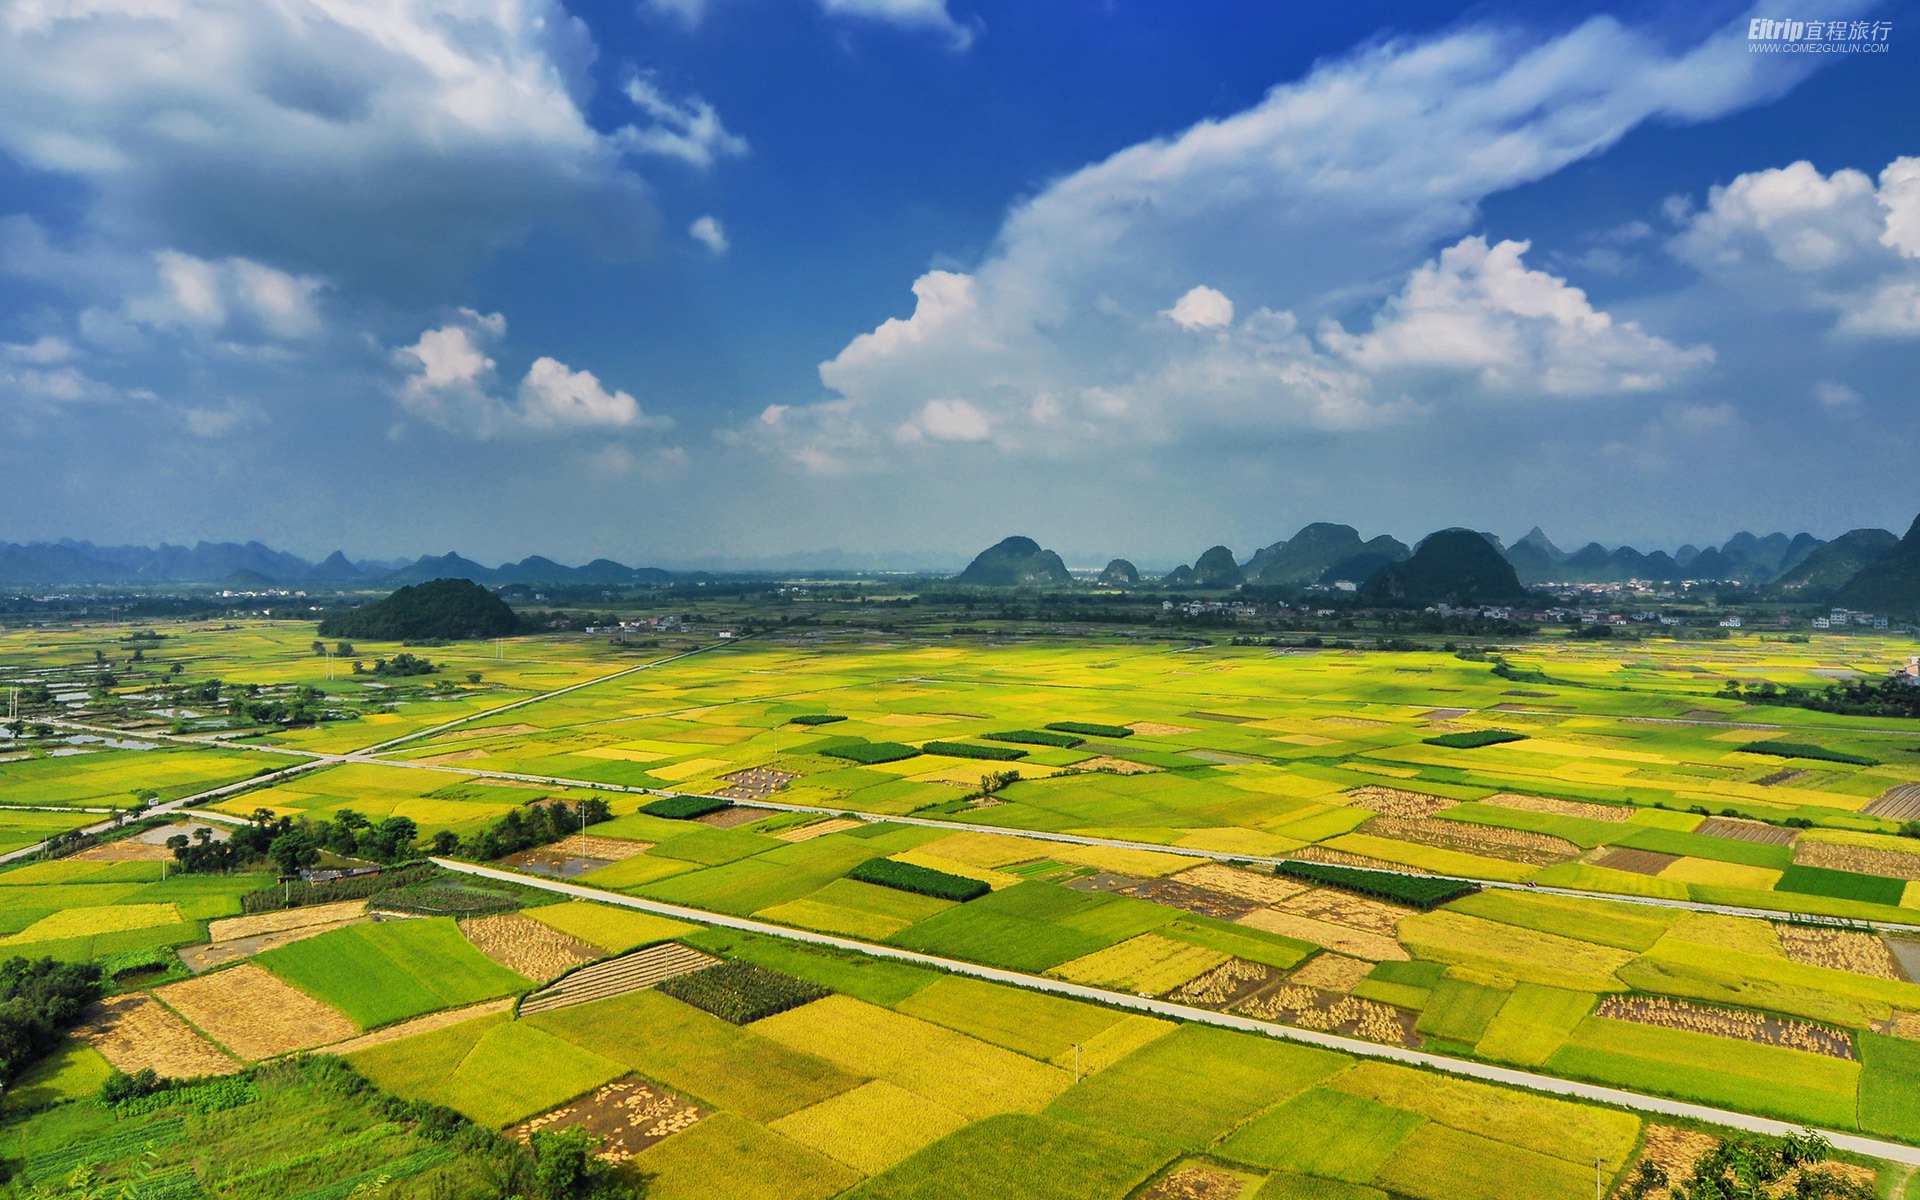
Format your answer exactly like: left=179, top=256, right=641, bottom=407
left=434, top=857, right=1920, bottom=1170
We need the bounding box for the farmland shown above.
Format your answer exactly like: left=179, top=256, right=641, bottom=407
left=2, top=618, right=1920, bottom=1197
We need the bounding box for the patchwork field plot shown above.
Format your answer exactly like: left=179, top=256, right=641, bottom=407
left=155, top=962, right=358, bottom=1059
left=461, top=912, right=600, bottom=981
left=255, top=916, right=532, bottom=1028
left=513, top=1075, right=707, bottom=1162
left=519, top=942, right=719, bottom=1015
left=75, top=992, right=240, bottom=1077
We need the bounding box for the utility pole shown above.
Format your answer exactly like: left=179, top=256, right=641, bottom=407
left=1073, top=1044, right=1081, bottom=1084
left=1595, top=1156, right=1603, bottom=1200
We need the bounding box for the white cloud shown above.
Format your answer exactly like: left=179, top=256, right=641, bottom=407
left=1322, top=237, right=1712, bottom=394
left=644, top=0, right=714, bottom=26
left=816, top=0, right=973, bottom=48
left=689, top=215, right=729, bottom=255
left=1, top=335, right=75, bottom=364
left=748, top=12, right=1830, bottom=473
left=0, top=1, right=647, bottom=283
left=1664, top=156, right=1920, bottom=338
left=900, top=397, right=991, bottom=443
left=622, top=75, right=747, bottom=169
left=1162, top=285, right=1233, bottom=330
left=519, top=356, right=666, bottom=429
left=182, top=399, right=260, bottom=438
left=129, top=250, right=325, bottom=339
left=393, top=309, right=668, bottom=436
left=1813, top=379, right=1862, bottom=412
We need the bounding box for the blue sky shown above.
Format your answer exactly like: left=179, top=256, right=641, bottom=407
left=1, top=0, right=1916, bottom=569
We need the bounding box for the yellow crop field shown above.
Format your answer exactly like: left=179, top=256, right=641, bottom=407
left=751, top=994, right=1070, bottom=1117
left=1050, top=933, right=1227, bottom=995
left=523, top=901, right=697, bottom=953
left=769, top=1079, right=968, bottom=1174
left=1, top=903, right=180, bottom=945
left=1398, top=912, right=1633, bottom=993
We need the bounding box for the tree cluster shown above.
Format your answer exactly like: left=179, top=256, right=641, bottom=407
left=457, top=798, right=614, bottom=861
left=0, top=957, right=105, bottom=1087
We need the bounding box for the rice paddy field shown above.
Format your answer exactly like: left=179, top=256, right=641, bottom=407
left=5, top=619, right=1920, bottom=1197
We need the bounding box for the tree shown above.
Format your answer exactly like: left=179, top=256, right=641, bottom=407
left=466, top=672, right=482, bottom=685
left=429, top=830, right=460, bottom=856
left=269, top=829, right=320, bottom=876
left=366, top=816, right=417, bottom=861
left=335, top=641, right=354, bottom=657
left=312, top=641, right=327, bottom=656
left=528, top=1126, right=619, bottom=1199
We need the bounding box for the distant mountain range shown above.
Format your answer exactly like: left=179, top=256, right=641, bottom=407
left=6, top=517, right=1916, bottom=613
left=0, top=540, right=680, bottom=587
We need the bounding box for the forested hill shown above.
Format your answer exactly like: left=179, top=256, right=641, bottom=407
left=316, top=579, right=521, bottom=641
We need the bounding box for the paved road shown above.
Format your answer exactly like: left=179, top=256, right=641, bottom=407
left=436, top=858, right=1920, bottom=1169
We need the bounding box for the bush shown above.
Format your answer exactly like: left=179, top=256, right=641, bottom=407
left=984, top=729, right=1084, bottom=749
left=1271, top=861, right=1478, bottom=910
left=1735, top=741, right=1879, bottom=766
left=655, top=961, right=828, bottom=1024
left=819, top=741, right=922, bottom=765
left=920, top=741, right=1027, bottom=761
left=1045, top=721, right=1133, bottom=739
left=788, top=714, right=847, bottom=726
left=99, top=1068, right=164, bottom=1106
left=848, top=856, right=990, bottom=902
left=640, top=795, right=732, bottom=820
left=1422, top=729, right=1527, bottom=749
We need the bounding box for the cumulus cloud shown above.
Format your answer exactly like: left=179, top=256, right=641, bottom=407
left=1667, top=156, right=1920, bottom=336
left=1813, top=379, right=1862, bottom=412
left=745, top=12, right=1830, bottom=473
left=1322, top=237, right=1712, bottom=395
left=622, top=74, right=748, bottom=169
left=689, top=215, right=729, bottom=255
left=1162, top=286, right=1233, bottom=330
left=393, top=309, right=669, bottom=437
left=898, top=397, right=991, bottom=443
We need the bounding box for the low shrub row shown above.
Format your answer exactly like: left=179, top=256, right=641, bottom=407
left=1736, top=741, right=1879, bottom=767
left=640, top=795, right=733, bottom=820
left=848, top=856, right=990, bottom=902
left=820, top=741, right=923, bottom=765
left=1422, top=729, right=1528, bottom=749
left=1045, top=721, right=1133, bottom=739
left=240, top=862, right=440, bottom=914
left=1272, top=860, right=1478, bottom=910
left=921, top=741, right=1027, bottom=761
left=655, top=960, right=829, bottom=1024
left=985, top=729, right=1084, bottom=749
left=788, top=714, right=848, bottom=726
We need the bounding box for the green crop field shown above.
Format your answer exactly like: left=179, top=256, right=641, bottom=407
left=5, top=618, right=1920, bottom=1198
left=256, top=917, right=531, bottom=1027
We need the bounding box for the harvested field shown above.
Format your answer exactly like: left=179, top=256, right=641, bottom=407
left=155, top=963, right=357, bottom=1059
left=180, top=914, right=369, bottom=973
left=519, top=942, right=718, bottom=1016
left=1129, top=722, right=1198, bottom=736
left=1632, top=1126, right=1718, bottom=1200
left=1345, top=786, right=1455, bottom=818
left=1290, top=844, right=1435, bottom=875
left=1139, top=1162, right=1256, bottom=1200
left=1775, top=925, right=1903, bottom=981
left=1885, top=1011, right=1920, bottom=1040
left=1594, top=995, right=1854, bottom=1059
left=1065, top=871, right=1258, bottom=920
left=1235, top=983, right=1417, bottom=1046
left=1078, top=755, right=1160, bottom=775
left=1866, top=783, right=1920, bottom=821
left=566, top=836, right=651, bottom=860
left=775, top=818, right=863, bottom=842
left=1693, top=817, right=1796, bottom=846
left=1273, top=888, right=1409, bottom=936
left=75, top=993, right=240, bottom=1077
left=1593, top=848, right=1681, bottom=876
left=1795, top=841, right=1920, bottom=882
left=437, top=722, right=540, bottom=741
left=1363, top=815, right=1578, bottom=866
left=1288, top=954, right=1374, bottom=992
left=417, top=749, right=487, bottom=765
left=510, top=1076, right=704, bottom=1162
left=1185, top=750, right=1263, bottom=765
left=694, top=805, right=769, bottom=829
left=1171, top=864, right=1309, bottom=905
left=1319, top=716, right=1392, bottom=729
left=1484, top=793, right=1630, bottom=822
left=208, top=899, right=368, bottom=942
left=717, top=767, right=799, bottom=800
left=1237, top=907, right=1408, bottom=961
left=72, top=838, right=172, bottom=862
left=311, top=998, right=516, bottom=1056
left=461, top=913, right=600, bottom=982
left=1165, top=958, right=1282, bottom=1009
